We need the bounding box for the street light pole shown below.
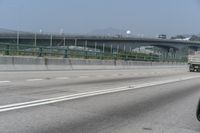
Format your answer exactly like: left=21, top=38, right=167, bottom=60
left=34, top=33, right=37, bottom=47
left=17, top=31, right=19, bottom=49
left=50, top=34, right=53, bottom=47
left=63, top=36, right=66, bottom=46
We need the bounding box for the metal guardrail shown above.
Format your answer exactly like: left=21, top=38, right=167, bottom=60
left=0, top=43, right=186, bottom=62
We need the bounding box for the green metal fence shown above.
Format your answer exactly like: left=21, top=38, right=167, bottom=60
left=0, top=43, right=186, bottom=62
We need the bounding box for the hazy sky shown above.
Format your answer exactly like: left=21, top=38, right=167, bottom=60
left=0, top=0, right=200, bottom=37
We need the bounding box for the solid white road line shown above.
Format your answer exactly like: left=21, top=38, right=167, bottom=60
left=0, top=81, right=11, bottom=83
left=79, top=76, right=89, bottom=78
left=0, top=75, right=200, bottom=112
left=26, top=79, right=43, bottom=82
left=55, top=77, right=69, bottom=80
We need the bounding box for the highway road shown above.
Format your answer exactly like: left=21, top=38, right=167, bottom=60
left=0, top=67, right=200, bottom=132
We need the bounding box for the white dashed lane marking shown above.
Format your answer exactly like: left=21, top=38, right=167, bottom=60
left=0, top=81, right=11, bottom=83
left=55, top=77, right=69, bottom=80
left=26, top=79, right=44, bottom=82
left=79, top=76, right=89, bottom=78
left=96, top=75, right=105, bottom=78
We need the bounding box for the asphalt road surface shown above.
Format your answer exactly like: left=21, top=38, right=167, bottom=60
left=0, top=67, right=200, bottom=133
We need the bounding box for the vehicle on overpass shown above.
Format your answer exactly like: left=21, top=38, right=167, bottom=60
left=157, top=34, right=167, bottom=39
left=188, top=51, right=200, bottom=72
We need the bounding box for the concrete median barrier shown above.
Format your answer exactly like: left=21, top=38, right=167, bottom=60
left=0, top=56, right=187, bottom=71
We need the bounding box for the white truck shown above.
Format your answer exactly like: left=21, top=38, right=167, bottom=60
left=188, top=51, right=200, bottom=72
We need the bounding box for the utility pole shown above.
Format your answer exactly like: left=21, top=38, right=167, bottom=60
left=85, top=40, right=88, bottom=51
left=17, top=31, right=19, bottom=50
left=103, top=43, right=105, bottom=53
left=95, top=42, right=97, bottom=52
left=111, top=44, right=113, bottom=53
left=50, top=34, right=53, bottom=47
left=34, top=33, right=37, bottom=47
left=117, top=45, right=119, bottom=53
left=63, top=37, right=66, bottom=46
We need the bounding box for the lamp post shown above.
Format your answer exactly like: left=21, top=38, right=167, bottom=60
left=34, top=33, right=37, bottom=47
left=17, top=31, right=19, bottom=50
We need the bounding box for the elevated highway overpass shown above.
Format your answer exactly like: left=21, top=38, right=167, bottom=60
left=0, top=32, right=200, bottom=56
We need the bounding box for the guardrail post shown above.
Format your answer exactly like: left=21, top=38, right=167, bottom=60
left=95, top=51, right=97, bottom=59
left=125, top=52, right=128, bottom=60
left=85, top=51, right=88, bottom=59
left=64, top=49, right=68, bottom=58
left=38, top=47, right=42, bottom=57
left=113, top=53, right=117, bottom=60
left=101, top=52, right=103, bottom=60
left=135, top=53, right=138, bottom=61
left=150, top=55, right=153, bottom=62
left=143, top=55, right=146, bottom=61
left=5, top=45, right=10, bottom=55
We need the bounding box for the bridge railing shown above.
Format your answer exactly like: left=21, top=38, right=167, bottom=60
left=0, top=43, right=186, bottom=62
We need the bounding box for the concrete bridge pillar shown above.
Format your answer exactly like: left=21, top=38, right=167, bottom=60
left=157, top=47, right=178, bottom=61
left=188, top=46, right=198, bottom=54
left=158, top=47, right=170, bottom=61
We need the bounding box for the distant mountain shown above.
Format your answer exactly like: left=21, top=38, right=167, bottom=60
left=171, top=33, right=200, bottom=41
left=88, top=27, right=127, bottom=36
left=0, top=28, right=38, bottom=34
left=196, top=33, right=200, bottom=37
left=0, top=28, right=17, bottom=33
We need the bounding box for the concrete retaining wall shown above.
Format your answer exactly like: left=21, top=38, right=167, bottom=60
left=0, top=56, right=187, bottom=71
